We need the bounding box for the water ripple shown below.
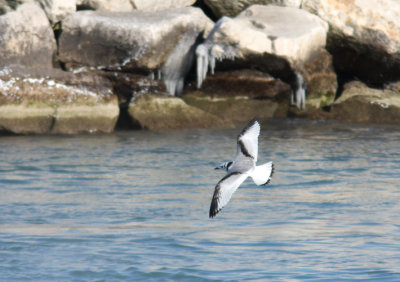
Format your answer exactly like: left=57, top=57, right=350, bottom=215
left=1, top=120, right=400, bottom=280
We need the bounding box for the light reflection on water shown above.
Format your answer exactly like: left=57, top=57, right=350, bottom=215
left=1, top=119, right=400, bottom=280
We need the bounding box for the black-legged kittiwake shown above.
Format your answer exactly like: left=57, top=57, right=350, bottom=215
left=209, top=118, right=274, bottom=218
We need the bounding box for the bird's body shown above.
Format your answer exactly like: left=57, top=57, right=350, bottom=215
left=210, top=118, right=274, bottom=218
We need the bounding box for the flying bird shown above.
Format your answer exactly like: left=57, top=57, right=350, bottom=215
left=209, top=118, right=274, bottom=218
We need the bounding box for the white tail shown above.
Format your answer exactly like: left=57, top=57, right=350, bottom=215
left=250, top=162, right=274, bottom=186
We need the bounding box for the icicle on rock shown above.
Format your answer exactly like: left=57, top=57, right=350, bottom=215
left=196, top=44, right=209, bottom=89
left=291, top=70, right=307, bottom=110
left=195, top=17, right=237, bottom=89
left=161, top=32, right=199, bottom=96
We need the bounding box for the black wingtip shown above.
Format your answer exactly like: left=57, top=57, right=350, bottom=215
left=262, top=163, right=275, bottom=186
left=209, top=198, right=220, bottom=218
left=209, top=186, right=223, bottom=218
left=209, top=208, right=222, bottom=218
left=209, top=207, right=221, bottom=218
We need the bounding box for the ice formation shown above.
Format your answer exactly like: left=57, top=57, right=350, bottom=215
left=291, top=70, right=307, bottom=110
left=194, top=17, right=308, bottom=110
left=161, top=32, right=199, bottom=96
left=195, top=17, right=236, bottom=89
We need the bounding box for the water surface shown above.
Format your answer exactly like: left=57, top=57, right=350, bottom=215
left=1, top=119, right=400, bottom=280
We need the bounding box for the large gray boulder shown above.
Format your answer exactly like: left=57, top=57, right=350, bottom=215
left=330, top=81, right=400, bottom=124
left=0, top=72, right=119, bottom=134
left=0, top=104, right=54, bottom=134
left=52, top=101, right=119, bottom=134
left=204, top=0, right=301, bottom=17
left=128, top=94, right=230, bottom=130
left=58, top=7, right=213, bottom=95
left=196, top=5, right=332, bottom=110
left=302, top=0, right=400, bottom=85
left=0, top=2, right=57, bottom=69
left=203, top=5, right=328, bottom=63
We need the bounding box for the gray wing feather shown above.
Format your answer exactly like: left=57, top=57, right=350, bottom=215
left=209, top=172, right=248, bottom=218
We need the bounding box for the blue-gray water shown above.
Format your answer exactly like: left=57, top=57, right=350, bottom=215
left=1, top=119, right=400, bottom=281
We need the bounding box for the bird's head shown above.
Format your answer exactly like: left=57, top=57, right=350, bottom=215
left=215, top=161, right=233, bottom=171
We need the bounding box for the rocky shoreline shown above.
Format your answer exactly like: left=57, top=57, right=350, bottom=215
left=1, top=0, right=400, bottom=134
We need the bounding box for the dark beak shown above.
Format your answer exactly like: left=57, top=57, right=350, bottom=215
left=214, top=167, right=220, bottom=170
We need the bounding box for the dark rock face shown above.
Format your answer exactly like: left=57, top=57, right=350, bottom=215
left=183, top=91, right=279, bottom=124
left=198, top=69, right=291, bottom=99
left=104, top=72, right=166, bottom=102
left=327, top=33, right=400, bottom=86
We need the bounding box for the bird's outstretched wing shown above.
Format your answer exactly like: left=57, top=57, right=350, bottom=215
left=236, top=118, right=260, bottom=162
left=209, top=172, right=248, bottom=218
